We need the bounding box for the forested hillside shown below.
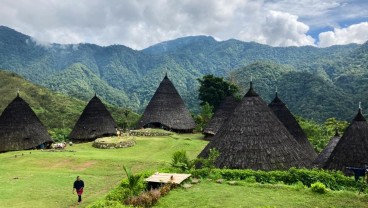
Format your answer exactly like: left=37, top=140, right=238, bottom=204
left=0, top=25, right=367, bottom=121
left=0, top=71, right=138, bottom=135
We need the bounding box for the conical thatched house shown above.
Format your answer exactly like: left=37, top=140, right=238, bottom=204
left=198, top=82, right=311, bottom=170
left=136, top=74, right=195, bottom=133
left=268, top=92, right=317, bottom=160
left=69, top=95, right=117, bottom=142
left=323, top=108, right=368, bottom=174
left=0, top=94, right=53, bottom=152
left=203, top=96, right=238, bottom=138
left=313, top=129, right=341, bottom=168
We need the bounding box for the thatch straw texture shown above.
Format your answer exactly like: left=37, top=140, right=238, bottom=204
left=313, top=130, right=340, bottom=168
left=268, top=92, right=317, bottom=160
left=198, top=83, right=311, bottom=170
left=0, top=94, right=53, bottom=152
left=323, top=109, right=368, bottom=174
left=69, top=95, right=117, bottom=142
left=203, top=96, right=238, bottom=138
left=136, top=75, right=195, bottom=132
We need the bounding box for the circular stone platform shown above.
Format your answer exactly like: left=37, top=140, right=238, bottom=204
left=92, top=136, right=136, bottom=149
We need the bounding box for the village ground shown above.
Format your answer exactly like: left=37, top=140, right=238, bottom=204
left=0, top=133, right=367, bottom=208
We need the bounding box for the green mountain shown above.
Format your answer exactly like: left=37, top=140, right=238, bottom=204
left=0, top=70, right=138, bottom=131
left=230, top=62, right=356, bottom=121
left=0, top=25, right=367, bottom=122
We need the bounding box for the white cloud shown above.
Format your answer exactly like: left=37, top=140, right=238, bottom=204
left=239, top=10, right=315, bottom=47
left=0, top=0, right=365, bottom=49
left=318, top=22, right=368, bottom=47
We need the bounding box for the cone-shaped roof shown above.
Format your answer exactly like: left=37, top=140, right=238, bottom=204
left=269, top=92, right=317, bottom=160
left=323, top=109, right=368, bottom=174
left=203, top=96, right=238, bottom=137
left=198, top=82, right=311, bottom=170
left=0, top=94, right=53, bottom=152
left=313, top=129, right=341, bottom=168
left=136, top=75, right=195, bottom=132
left=69, top=95, right=117, bottom=142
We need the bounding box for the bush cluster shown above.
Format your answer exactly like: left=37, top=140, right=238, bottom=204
left=190, top=168, right=363, bottom=191
left=88, top=171, right=176, bottom=208
left=311, top=182, right=328, bottom=194
left=125, top=183, right=175, bottom=207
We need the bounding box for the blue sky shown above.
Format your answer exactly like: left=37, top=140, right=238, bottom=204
left=0, top=0, right=367, bottom=49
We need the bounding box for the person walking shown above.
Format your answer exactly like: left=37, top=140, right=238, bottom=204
left=73, top=176, right=84, bottom=203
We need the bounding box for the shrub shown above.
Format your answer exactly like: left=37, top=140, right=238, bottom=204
left=171, top=150, right=194, bottom=172
left=105, top=187, right=130, bottom=202
left=125, top=186, right=166, bottom=207
left=311, top=182, right=328, bottom=194
left=160, top=183, right=173, bottom=196
left=293, top=181, right=306, bottom=191
left=244, top=176, right=257, bottom=183
left=190, top=168, right=362, bottom=191
left=123, top=165, right=143, bottom=196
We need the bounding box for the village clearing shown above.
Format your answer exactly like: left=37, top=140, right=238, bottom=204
left=0, top=133, right=367, bottom=207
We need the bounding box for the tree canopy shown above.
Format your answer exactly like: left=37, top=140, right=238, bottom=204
left=197, top=75, right=239, bottom=110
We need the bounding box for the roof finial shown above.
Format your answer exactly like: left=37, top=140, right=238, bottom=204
left=17, top=88, right=20, bottom=97
left=250, top=74, right=253, bottom=89
left=354, top=101, right=366, bottom=121
left=94, top=92, right=97, bottom=98
left=275, top=86, right=278, bottom=97
left=165, top=71, right=168, bottom=78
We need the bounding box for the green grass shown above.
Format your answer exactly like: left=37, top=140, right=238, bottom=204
left=0, top=133, right=207, bottom=208
left=156, top=180, right=368, bottom=208
left=1, top=133, right=368, bottom=208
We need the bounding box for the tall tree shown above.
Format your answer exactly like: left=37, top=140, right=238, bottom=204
left=198, top=75, right=238, bottom=110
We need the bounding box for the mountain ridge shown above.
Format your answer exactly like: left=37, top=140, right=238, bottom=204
left=0, top=26, right=367, bottom=121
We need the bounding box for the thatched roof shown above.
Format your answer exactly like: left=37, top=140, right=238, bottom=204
left=198, top=82, right=312, bottom=170
left=69, top=95, right=117, bottom=142
left=203, top=96, right=238, bottom=137
left=313, top=130, right=340, bottom=168
left=136, top=74, right=195, bottom=132
left=0, top=94, right=53, bottom=152
left=323, top=109, right=368, bottom=174
left=268, top=92, right=317, bottom=160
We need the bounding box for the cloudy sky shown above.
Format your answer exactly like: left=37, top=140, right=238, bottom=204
left=1, top=0, right=368, bottom=49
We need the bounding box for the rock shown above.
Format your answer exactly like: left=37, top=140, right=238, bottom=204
left=182, top=184, right=192, bottom=189
left=228, top=181, right=237, bottom=185
left=216, top=179, right=224, bottom=184
left=191, top=178, right=200, bottom=184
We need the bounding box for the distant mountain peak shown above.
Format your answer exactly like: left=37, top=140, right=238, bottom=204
left=142, top=35, right=217, bottom=54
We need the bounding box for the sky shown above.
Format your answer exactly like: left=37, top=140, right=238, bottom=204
left=1, top=0, right=368, bottom=49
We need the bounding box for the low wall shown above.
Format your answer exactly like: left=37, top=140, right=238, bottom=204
left=93, top=139, right=136, bottom=149
left=129, top=130, right=173, bottom=137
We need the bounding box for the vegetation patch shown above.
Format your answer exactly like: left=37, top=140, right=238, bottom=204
left=190, top=168, right=366, bottom=192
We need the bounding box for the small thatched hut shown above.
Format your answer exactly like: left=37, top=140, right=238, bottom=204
left=268, top=92, right=317, bottom=160
left=69, top=95, right=117, bottom=142
left=136, top=74, right=195, bottom=133
left=203, top=96, right=238, bottom=138
left=0, top=94, right=53, bottom=152
left=323, top=108, right=368, bottom=174
left=198, top=82, right=312, bottom=170
left=313, top=129, right=341, bottom=168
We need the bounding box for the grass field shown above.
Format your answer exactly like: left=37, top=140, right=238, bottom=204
left=156, top=180, right=368, bottom=208
left=1, top=133, right=368, bottom=208
left=0, top=133, right=207, bottom=208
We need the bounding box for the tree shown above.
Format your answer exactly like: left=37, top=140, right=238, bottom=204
left=197, top=74, right=238, bottom=110
left=194, top=102, right=214, bottom=131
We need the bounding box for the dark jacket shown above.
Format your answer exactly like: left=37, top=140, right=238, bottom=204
left=73, top=180, right=84, bottom=191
